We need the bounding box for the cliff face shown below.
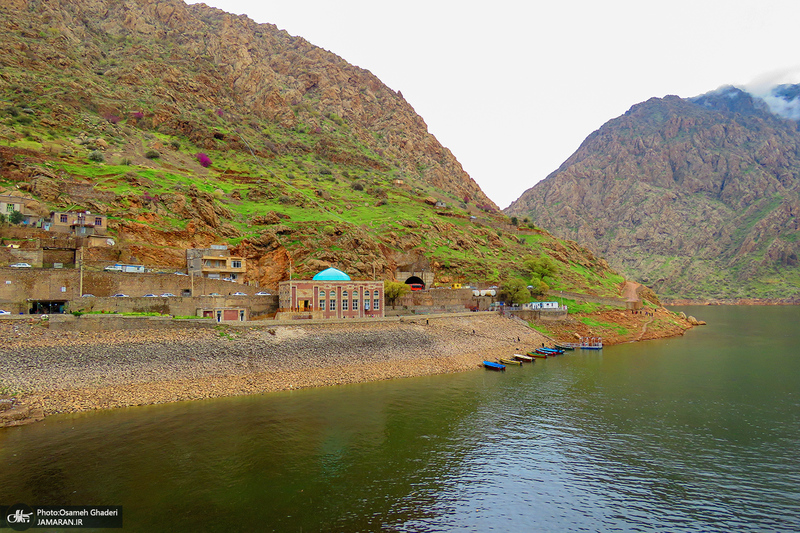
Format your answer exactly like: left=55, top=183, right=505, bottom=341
left=0, top=0, right=493, bottom=208
left=506, top=88, right=800, bottom=299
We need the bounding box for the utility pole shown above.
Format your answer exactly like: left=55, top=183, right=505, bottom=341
left=78, top=247, right=84, bottom=297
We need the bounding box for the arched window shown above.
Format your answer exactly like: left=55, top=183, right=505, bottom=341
left=342, top=290, right=348, bottom=298
left=330, top=290, right=336, bottom=298
left=373, top=290, right=380, bottom=297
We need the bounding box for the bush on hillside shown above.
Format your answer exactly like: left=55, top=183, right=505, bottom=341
left=144, top=149, right=160, bottom=159
left=88, top=150, right=105, bottom=162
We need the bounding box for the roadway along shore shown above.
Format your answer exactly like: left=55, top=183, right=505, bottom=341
left=0, top=313, right=551, bottom=426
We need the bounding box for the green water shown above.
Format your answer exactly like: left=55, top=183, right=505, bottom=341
left=1, top=306, right=799, bottom=531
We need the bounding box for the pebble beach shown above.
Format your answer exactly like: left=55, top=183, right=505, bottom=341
left=0, top=314, right=550, bottom=425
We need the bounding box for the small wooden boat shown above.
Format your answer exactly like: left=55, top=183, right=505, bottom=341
left=513, top=353, right=534, bottom=363
left=535, top=348, right=563, bottom=356
left=538, top=346, right=565, bottom=354
left=498, top=357, right=522, bottom=366
left=554, top=343, right=578, bottom=351
left=526, top=351, right=548, bottom=358
left=483, top=361, right=506, bottom=371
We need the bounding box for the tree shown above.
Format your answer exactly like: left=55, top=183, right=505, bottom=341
left=500, top=278, right=530, bottom=306
left=511, top=216, right=518, bottom=226
left=0, top=213, right=6, bottom=225
left=529, top=279, right=550, bottom=296
left=384, top=281, right=411, bottom=308
left=522, top=254, right=557, bottom=279
left=8, top=210, right=24, bottom=225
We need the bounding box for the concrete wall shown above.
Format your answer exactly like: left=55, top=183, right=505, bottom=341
left=0, top=268, right=278, bottom=315
left=506, top=309, right=569, bottom=321
left=67, top=295, right=277, bottom=317
left=46, top=314, right=214, bottom=331
left=396, top=288, right=487, bottom=310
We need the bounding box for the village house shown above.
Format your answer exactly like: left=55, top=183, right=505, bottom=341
left=186, top=244, right=246, bottom=282
left=278, top=267, right=384, bottom=319
left=48, top=210, right=108, bottom=236
left=1, top=195, right=42, bottom=226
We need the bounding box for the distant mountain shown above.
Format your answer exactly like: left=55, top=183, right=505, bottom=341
left=506, top=85, right=800, bottom=300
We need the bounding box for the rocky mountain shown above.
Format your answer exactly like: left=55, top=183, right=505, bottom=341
left=506, top=86, right=800, bottom=300
left=0, top=0, right=625, bottom=296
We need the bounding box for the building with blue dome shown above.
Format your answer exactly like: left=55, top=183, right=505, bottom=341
left=312, top=267, right=351, bottom=281
left=278, top=267, right=384, bottom=319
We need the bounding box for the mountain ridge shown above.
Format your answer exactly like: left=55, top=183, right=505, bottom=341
left=506, top=86, right=800, bottom=300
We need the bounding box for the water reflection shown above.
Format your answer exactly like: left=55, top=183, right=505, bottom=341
left=1, top=306, right=799, bottom=531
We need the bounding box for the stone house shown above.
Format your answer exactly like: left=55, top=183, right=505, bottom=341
left=186, top=245, right=246, bottom=282
left=49, top=210, right=108, bottom=236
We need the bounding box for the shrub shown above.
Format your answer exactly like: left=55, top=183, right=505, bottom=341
left=169, top=139, right=181, bottom=150
left=320, top=168, right=332, bottom=175
left=104, top=114, right=121, bottom=124
left=119, top=157, right=131, bottom=166
left=368, top=186, right=387, bottom=199
left=88, top=150, right=105, bottom=162
left=8, top=210, right=24, bottom=224
left=196, top=152, right=212, bottom=167
left=131, top=111, right=144, bottom=119
left=351, top=181, right=364, bottom=191
left=278, top=195, right=292, bottom=204
left=144, top=149, right=160, bottom=159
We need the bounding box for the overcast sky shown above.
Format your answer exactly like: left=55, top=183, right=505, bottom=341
left=188, top=0, right=800, bottom=208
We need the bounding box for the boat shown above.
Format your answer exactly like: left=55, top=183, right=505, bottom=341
left=554, top=343, right=578, bottom=351
left=498, top=357, right=522, bottom=366
left=579, top=337, right=603, bottom=350
left=540, top=347, right=565, bottom=354
left=526, top=351, right=548, bottom=359
left=513, top=353, right=534, bottom=363
left=483, top=361, right=506, bottom=371
left=535, top=347, right=564, bottom=355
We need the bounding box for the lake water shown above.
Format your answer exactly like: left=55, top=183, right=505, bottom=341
left=1, top=306, right=799, bottom=532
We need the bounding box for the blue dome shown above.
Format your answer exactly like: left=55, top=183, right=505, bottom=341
left=312, top=267, right=351, bottom=281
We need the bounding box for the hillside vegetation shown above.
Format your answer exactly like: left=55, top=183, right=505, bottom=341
left=0, top=0, right=626, bottom=299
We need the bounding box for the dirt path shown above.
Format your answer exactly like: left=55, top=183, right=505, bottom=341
left=636, top=314, right=655, bottom=341
left=622, top=281, right=641, bottom=302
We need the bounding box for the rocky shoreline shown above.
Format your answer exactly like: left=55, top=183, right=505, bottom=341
left=0, top=314, right=550, bottom=427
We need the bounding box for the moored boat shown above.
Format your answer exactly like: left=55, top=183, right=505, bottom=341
left=483, top=361, right=506, bottom=371
left=498, top=357, right=522, bottom=366
left=535, top=347, right=564, bottom=355
left=554, top=343, right=578, bottom=351
left=527, top=351, right=548, bottom=358
left=513, top=353, right=534, bottom=363
left=579, top=337, right=603, bottom=350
